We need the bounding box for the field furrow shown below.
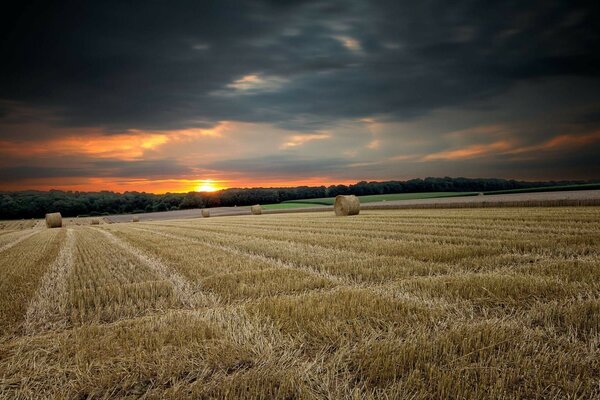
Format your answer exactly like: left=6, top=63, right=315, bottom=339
left=156, top=215, right=598, bottom=259
left=0, top=230, right=63, bottom=336
left=133, top=224, right=450, bottom=283
left=204, top=213, right=600, bottom=235
left=0, top=230, right=40, bottom=253
left=24, top=229, right=76, bottom=334
left=144, top=221, right=590, bottom=282
left=104, top=226, right=275, bottom=281
left=95, top=228, right=217, bottom=308
left=206, top=217, right=600, bottom=246
left=114, top=225, right=342, bottom=295
left=66, top=228, right=181, bottom=324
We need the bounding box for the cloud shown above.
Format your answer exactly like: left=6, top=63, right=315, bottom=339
left=0, top=1, right=599, bottom=190
left=215, top=74, right=289, bottom=96
left=192, top=43, right=210, bottom=51
left=543, top=131, right=600, bottom=148
left=280, top=133, right=331, bottom=149
left=1, top=0, right=598, bottom=132
left=506, top=131, right=600, bottom=155
left=0, top=124, right=228, bottom=161
left=334, top=36, right=363, bottom=52
left=366, top=139, right=380, bottom=149
left=0, top=159, right=191, bottom=182
left=205, top=154, right=352, bottom=176
left=422, top=140, right=513, bottom=161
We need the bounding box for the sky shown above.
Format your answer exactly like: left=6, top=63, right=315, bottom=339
left=1, top=0, right=599, bottom=193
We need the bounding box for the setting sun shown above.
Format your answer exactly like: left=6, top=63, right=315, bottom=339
left=195, top=180, right=220, bottom=192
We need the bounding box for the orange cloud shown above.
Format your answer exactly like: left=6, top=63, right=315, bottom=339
left=507, top=131, right=600, bottom=154
left=0, top=133, right=168, bottom=160
left=422, top=140, right=513, bottom=161
left=0, top=124, right=228, bottom=160
left=366, top=139, right=380, bottom=149
left=419, top=131, right=600, bottom=162
left=545, top=131, right=600, bottom=148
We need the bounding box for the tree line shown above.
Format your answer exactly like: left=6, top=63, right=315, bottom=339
left=0, top=177, right=593, bottom=219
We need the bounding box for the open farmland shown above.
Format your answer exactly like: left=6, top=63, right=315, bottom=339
left=270, top=192, right=477, bottom=207
left=100, top=189, right=600, bottom=221
left=271, top=189, right=600, bottom=210
left=0, top=208, right=599, bottom=399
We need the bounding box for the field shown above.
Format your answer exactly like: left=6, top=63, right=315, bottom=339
left=265, top=184, right=600, bottom=210
left=484, top=182, right=600, bottom=195
left=0, top=207, right=599, bottom=399
left=272, top=191, right=476, bottom=207
left=260, top=202, right=319, bottom=210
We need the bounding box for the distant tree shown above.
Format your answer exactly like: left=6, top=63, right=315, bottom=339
left=0, top=177, right=595, bottom=219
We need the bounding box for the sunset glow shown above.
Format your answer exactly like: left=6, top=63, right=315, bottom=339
left=195, top=180, right=221, bottom=192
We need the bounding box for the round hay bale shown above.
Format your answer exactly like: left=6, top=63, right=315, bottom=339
left=90, top=218, right=100, bottom=225
left=45, top=212, right=62, bottom=228
left=250, top=205, right=262, bottom=215
left=334, top=195, right=360, bottom=216
left=201, top=209, right=210, bottom=218
left=132, top=216, right=140, bottom=222
left=477, top=192, right=484, bottom=196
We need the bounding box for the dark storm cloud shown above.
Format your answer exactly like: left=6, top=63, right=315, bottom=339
left=206, top=154, right=352, bottom=175
left=1, top=0, right=599, bottom=134
left=0, top=159, right=191, bottom=181
left=0, top=166, right=91, bottom=182
left=90, top=159, right=193, bottom=178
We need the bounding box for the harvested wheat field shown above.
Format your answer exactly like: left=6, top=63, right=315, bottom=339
left=0, top=207, right=599, bottom=399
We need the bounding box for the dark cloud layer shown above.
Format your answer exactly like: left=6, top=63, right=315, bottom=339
left=206, top=155, right=350, bottom=175
left=1, top=0, right=599, bottom=133
left=0, top=0, right=599, bottom=188
left=0, top=159, right=190, bottom=182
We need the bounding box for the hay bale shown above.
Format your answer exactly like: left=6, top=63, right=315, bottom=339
left=250, top=205, right=262, bottom=215
left=477, top=192, right=484, bottom=196
left=132, top=216, right=140, bottom=222
left=45, top=212, right=62, bottom=228
left=334, top=195, right=360, bottom=216
left=201, top=209, right=210, bottom=218
left=90, top=218, right=100, bottom=225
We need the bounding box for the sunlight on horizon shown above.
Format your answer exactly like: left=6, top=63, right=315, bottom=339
left=195, top=180, right=221, bottom=192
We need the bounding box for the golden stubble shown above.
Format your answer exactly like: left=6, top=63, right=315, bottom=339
left=0, top=207, right=599, bottom=399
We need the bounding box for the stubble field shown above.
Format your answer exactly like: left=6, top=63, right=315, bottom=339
left=0, top=207, right=599, bottom=399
